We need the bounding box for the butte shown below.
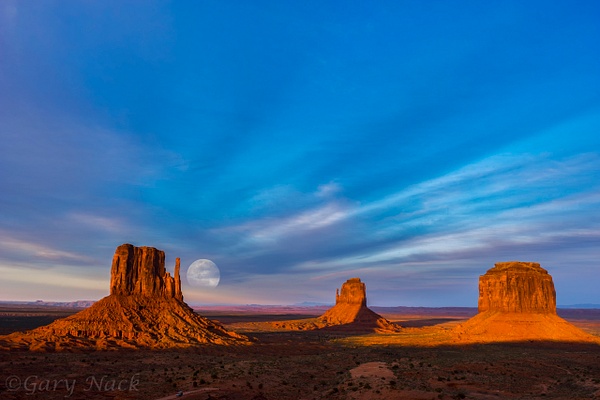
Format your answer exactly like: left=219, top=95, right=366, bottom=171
left=0, top=244, right=250, bottom=351
left=273, top=278, right=400, bottom=333
left=453, top=261, right=599, bottom=343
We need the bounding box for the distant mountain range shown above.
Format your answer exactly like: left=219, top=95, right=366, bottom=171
left=292, top=301, right=334, bottom=307
left=0, top=300, right=96, bottom=308
left=1, top=300, right=598, bottom=310
left=557, top=304, right=600, bottom=309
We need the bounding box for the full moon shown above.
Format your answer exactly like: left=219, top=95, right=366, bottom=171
left=186, top=259, right=220, bottom=288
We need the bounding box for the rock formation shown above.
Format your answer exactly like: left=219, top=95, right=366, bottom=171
left=319, top=278, right=373, bottom=325
left=454, top=261, right=598, bottom=343
left=273, top=278, right=400, bottom=333
left=478, top=261, right=556, bottom=313
left=0, top=244, right=250, bottom=351
left=110, top=244, right=183, bottom=301
left=336, top=277, right=367, bottom=306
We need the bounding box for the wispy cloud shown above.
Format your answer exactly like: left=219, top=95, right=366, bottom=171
left=0, top=261, right=107, bottom=301
left=219, top=202, right=352, bottom=245
left=0, top=231, right=93, bottom=264
left=182, top=149, right=600, bottom=305
left=2, top=1, right=599, bottom=306
left=0, top=263, right=105, bottom=291
left=67, top=213, right=127, bottom=234
left=211, top=181, right=357, bottom=249
left=216, top=152, right=600, bottom=283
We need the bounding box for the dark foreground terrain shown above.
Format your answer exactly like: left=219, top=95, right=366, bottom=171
left=1, top=305, right=599, bottom=399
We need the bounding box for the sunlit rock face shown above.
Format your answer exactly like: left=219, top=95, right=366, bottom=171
left=110, top=243, right=183, bottom=301
left=317, top=278, right=400, bottom=332
left=271, top=277, right=400, bottom=333
left=478, top=261, right=556, bottom=314
left=335, top=277, right=367, bottom=307
left=0, top=244, right=250, bottom=350
left=453, top=261, right=598, bottom=343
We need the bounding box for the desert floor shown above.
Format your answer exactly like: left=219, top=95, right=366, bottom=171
left=1, top=305, right=599, bottom=399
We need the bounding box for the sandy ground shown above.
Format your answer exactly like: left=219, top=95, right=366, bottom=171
left=154, top=387, right=218, bottom=400
left=1, top=306, right=600, bottom=399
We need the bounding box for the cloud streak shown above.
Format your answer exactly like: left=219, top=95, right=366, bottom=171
left=193, top=150, right=600, bottom=304
left=1, top=2, right=600, bottom=306
left=0, top=231, right=93, bottom=264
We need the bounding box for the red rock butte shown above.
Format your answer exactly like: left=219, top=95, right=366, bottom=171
left=335, top=277, right=367, bottom=306
left=274, top=278, right=400, bottom=333
left=0, top=244, right=250, bottom=351
left=478, top=261, right=556, bottom=313
left=454, top=261, right=598, bottom=343
left=110, top=244, right=183, bottom=300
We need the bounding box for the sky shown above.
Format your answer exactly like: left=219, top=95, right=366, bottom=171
left=1, top=1, right=599, bottom=307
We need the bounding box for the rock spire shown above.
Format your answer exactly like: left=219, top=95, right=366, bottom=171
left=335, top=277, right=367, bottom=307
left=0, top=244, right=250, bottom=350
left=110, top=244, right=183, bottom=301
left=273, top=277, right=400, bottom=333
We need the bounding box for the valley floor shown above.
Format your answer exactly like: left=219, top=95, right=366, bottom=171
left=1, top=305, right=599, bottom=399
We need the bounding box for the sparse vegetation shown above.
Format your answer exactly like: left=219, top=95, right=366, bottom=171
left=0, top=308, right=598, bottom=399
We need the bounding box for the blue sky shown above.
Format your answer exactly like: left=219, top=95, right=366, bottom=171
left=1, top=1, right=599, bottom=306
